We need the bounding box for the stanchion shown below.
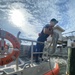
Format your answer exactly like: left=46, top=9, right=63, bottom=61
left=31, top=42, right=33, bottom=66
left=66, top=39, right=72, bottom=75
left=16, top=57, right=19, bottom=70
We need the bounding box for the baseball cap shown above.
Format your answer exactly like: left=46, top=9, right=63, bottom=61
left=50, top=18, right=58, bottom=23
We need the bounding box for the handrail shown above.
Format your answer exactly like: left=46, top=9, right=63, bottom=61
left=19, top=38, right=44, bottom=44
left=62, top=31, right=75, bottom=35
left=19, top=38, right=44, bottom=66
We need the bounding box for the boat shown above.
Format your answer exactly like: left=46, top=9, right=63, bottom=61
left=0, top=29, right=60, bottom=75
left=0, top=59, right=59, bottom=75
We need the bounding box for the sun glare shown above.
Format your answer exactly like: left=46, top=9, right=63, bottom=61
left=10, top=9, right=24, bottom=27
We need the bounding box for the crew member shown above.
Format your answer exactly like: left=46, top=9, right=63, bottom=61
left=35, top=18, right=58, bottom=62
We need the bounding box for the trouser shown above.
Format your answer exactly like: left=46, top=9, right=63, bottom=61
left=35, top=43, right=44, bottom=62
left=1, top=46, right=4, bottom=50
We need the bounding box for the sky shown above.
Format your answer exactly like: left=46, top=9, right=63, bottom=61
left=0, top=0, right=75, bottom=40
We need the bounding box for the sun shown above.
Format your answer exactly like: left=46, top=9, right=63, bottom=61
left=9, top=9, right=24, bottom=27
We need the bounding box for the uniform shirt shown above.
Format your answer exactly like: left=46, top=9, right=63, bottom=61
left=37, top=24, right=53, bottom=42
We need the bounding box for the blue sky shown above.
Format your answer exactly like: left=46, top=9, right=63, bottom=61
left=0, top=0, right=75, bottom=40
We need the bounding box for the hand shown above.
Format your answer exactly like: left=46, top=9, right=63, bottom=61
left=48, top=27, right=53, bottom=35
left=49, top=26, right=53, bottom=30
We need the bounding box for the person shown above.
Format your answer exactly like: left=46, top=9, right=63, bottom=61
left=35, top=18, right=58, bottom=62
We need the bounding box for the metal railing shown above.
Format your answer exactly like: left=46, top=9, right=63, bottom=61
left=62, top=31, right=75, bottom=35
left=19, top=38, right=44, bottom=66
left=17, top=31, right=68, bottom=67
left=19, top=38, right=69, bottom=65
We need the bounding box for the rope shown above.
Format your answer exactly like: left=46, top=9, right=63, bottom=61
left=47, top=36, right=55, bottom=75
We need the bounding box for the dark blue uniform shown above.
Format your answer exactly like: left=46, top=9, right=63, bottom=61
left=35, top=24, right=51, bottom=62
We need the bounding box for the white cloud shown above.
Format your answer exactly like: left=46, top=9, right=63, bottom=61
left=1, top=0, right=75, bottom=39
left=64, top=0, right=75, bottom=33
left=8, top=7, right=38, bottom=40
